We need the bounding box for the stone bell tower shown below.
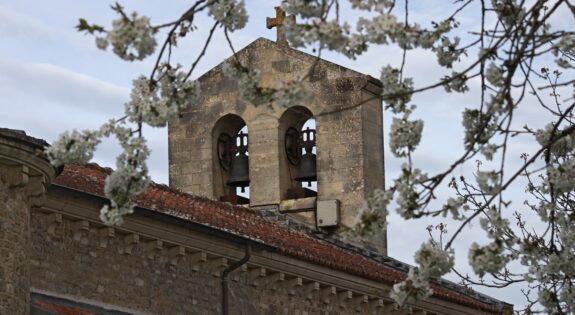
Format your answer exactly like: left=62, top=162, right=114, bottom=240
left=168, top=8, right=386, bottom=254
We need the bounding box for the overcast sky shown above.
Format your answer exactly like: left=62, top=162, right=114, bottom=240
left=2, top=0, right=572, bottom=309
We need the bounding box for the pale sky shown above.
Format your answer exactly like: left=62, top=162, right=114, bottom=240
left=2, top=0, right=571, bottom=309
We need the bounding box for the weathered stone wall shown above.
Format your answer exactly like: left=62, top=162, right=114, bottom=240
left=30, top=223, right=357, bottom=315
left=30, top=207, right=378, bottom=315
left=30, top=191, right=507, bottom=315
left=0, top=176, right=31, bottom=315
left=0, top=128, right=55, bottom=315
left=31, top=213, right=374, bottom=315
left=168, top=38, right=386, bottom=254
left=31, top=211, right=221, bottom=314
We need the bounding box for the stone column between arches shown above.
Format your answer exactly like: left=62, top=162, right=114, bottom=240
left=247, top=115, right=282, bottom=206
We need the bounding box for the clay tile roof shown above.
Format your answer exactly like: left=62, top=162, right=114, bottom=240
left=53, top=163, right=509, bottom=314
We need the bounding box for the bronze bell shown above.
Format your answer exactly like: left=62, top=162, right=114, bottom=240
left=294, top=127, right=317, bottom=187
left=294, top=151, right=317, bottom=187
left=226, top=131, right=250, bottom=192
left=227, top=152, right=250, bottom=192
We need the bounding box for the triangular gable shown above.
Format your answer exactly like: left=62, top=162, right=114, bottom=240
left=195, top=37, right=380, bottom=85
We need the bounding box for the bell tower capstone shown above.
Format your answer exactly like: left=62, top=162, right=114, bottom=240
left=168, top=11, right=386, bottom=254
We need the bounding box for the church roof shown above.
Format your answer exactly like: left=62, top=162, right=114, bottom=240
left=53, top=163, right=510, bottom=314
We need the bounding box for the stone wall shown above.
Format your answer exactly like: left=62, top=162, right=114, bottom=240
left=31, top=211, right=221, bottom=314
left=0, top=176, right=31, bottom=314
left=30, top=197, right=383, bottom=315
left=0, top=128, right=55, bottom=315
left=30, top=188, right=506, bottom=315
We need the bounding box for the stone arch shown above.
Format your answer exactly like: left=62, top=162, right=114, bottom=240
left=212, top=114, right=249, bottom=203
left=278, top=106, right=317, bottom=200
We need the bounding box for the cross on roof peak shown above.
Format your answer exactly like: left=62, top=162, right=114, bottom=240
left=266, top=6, right=295, bottom=47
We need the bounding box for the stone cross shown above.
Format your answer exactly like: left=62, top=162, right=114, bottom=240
left=266, top=6, right=295, bottom=47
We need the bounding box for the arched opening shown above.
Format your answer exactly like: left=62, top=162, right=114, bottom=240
left=213, top=114, right=250, bottom=204
left=279, top=106, right=317, bottom=200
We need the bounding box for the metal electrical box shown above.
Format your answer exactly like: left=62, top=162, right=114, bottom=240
left=316, top=200, right=340, bottom=227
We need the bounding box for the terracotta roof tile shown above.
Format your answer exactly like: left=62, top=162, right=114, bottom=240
left=53, top=163, right=508, bottom=313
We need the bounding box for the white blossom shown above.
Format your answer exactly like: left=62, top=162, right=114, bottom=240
left=486, top=63, right=504, bottom=88
left=393, top=165, right=428, bottom=218
left=433, top=36, right=461, bottom=68
left=380, top=66, right=413, bottom=113
left=101, top=136, right=150, bottom=225
left=357, top=15, right=399, bottom=44
left=546, top=158, right=575, bottom=194
left=468, top=207, right=514, bottom=277
left=125, top=65, right=200, bottom=127
left=208, top=0, right=248, bottom=31
left=46, top=130, right=101, bottom=167
left=351, top=189, right=391, bottom=238
left=389, top=116, right=424, bottom=157
left=462, top=108, right=496, bottom=149
left=480, top=207, right=512, bottom=240
left=492, top=0, right=525, bottom=29
left=282, top=0, right=325, bottom=18
left=222, top=61, right=270, bottom=106
left=442, top=197, right=466, bottom=219
left=535, top=123, right=574, bottom=158
left=475, top=171, right=501, bottom=195
left=125, top=76, right=161, bottom=124
left=273, top=79, right=312, bottom=108
left=47, top=120, right=153, bottom=226
left=390, top=268, right=433, bottom=306
left=468, top=241, right=508, bottom=277
left=95, top=36, right=108, bottom=50
left=391, top=243, right=453, bottom=306
left=414, top=241, right=455, bottom=279
left=105, top=11, right=157, bottom=61
left=349, top=0, right=394, bottom=12
left=442, top=72, right=469, bottom=93
left=285, top=19, right=367, bottom=58
left=283, top=2, right=450, bottom=59
left=480, top=143, right=498, bottom=160
left=553, top=35, right=575, bottom=68
left=538, top=288, right=558, bottom=312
